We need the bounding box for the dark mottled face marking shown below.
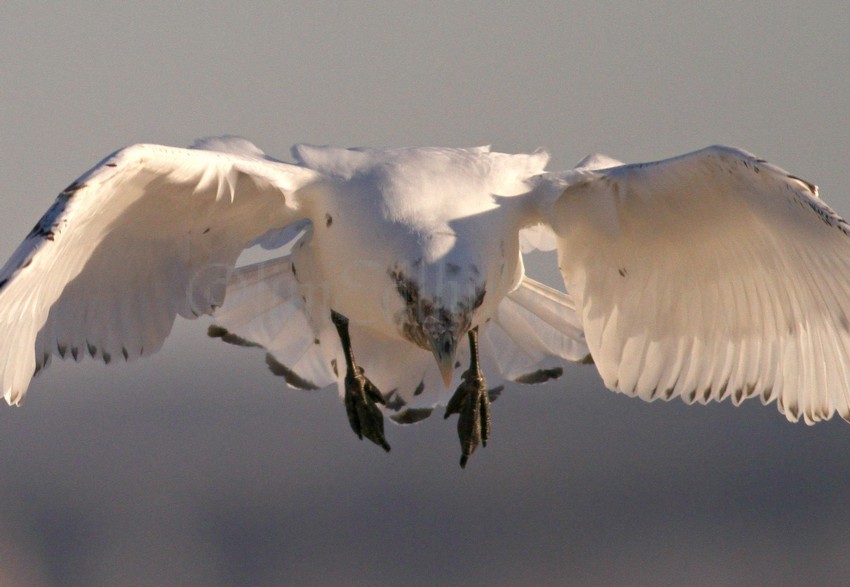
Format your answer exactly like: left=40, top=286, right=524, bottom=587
left=388, top=267, right=484, bottom=349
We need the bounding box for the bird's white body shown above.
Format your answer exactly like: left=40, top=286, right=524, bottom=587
left=290, top=145, right=538, bottom=345
left=2, top=136, right=849, bottom=442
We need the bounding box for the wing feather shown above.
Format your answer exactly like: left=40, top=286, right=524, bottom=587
left=0, top=140, right=318, bottom=404
left=543, top=145, right=850, bottom=423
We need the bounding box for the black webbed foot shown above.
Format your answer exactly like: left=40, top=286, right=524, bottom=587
left=445, top=369, right=490, bottom=467
left=444, top=327, right=490, bottom=467
left=344, top=366, right=390, bottom=452
left=332, top=310, right=390, bottom=452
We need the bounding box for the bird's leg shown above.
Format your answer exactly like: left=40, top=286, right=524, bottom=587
left=444, top=327, right=490, bottom=467
left=331, top=310, right=390, bottom=452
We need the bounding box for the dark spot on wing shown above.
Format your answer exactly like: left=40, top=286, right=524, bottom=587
left=618, top=267, right=627, bottom=277
left=325, top=213, right=333, bottom=227
left=202, top=227, right=211, bottom=234
left=27, top=183, right=81, bottom=241
left=488, top=385, right=504, bottom=402
left=413, top=380, right=425, bottom=396
left=265, top=353, right=319, bottom=390
left=314, top=338, right=320, bottom=345
left=207, top=325, right=263, bottom=348
left=122, top=347, right=129, bottom=361
left=384, top=390, right=406, bottom=411
left=102, top=352, right=112, bottom=365
left=390, top=408, right=434, bottom=424
left=331, top=358, right=338, bottom=377
left=788, top=174, right=817, bottom=195
left=514, top=367, right=564, bottom=385
left=800, top=196, right=850, bottom=236
left=62, top=182, right=86, bottom=194
left=106, top=163, right=117, bottom=167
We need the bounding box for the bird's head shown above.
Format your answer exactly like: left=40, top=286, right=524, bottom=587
left=389, top=260, right=486, bottom=387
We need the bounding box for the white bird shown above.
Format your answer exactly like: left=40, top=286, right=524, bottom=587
left=1, top=136, right=849, bottom=466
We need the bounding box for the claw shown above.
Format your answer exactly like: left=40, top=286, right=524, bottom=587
left=333, top=310, right=391, bottom=453
left=344, top=365, right=390, bottom=452
left=344, top=369, right=391, bottom=452
left=444, top=327, right=490, bottom=468
left=448, top=372, right=490, bottom=467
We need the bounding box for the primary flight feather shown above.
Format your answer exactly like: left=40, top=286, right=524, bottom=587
left=1, top=137, right=848, bottom=465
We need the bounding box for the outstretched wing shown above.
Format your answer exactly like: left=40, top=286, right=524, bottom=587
left=539, top=145, right=850, bottom=423
left=0, top=139, right=318, bottom=405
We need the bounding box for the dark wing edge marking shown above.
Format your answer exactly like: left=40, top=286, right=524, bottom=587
left=207, top=324, right=320, bottom=391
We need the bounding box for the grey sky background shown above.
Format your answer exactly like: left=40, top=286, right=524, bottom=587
left=1, top=2, right=849, bottom=585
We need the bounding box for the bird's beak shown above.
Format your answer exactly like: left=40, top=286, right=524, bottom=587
left=428, top=331, right=458, bottom=388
